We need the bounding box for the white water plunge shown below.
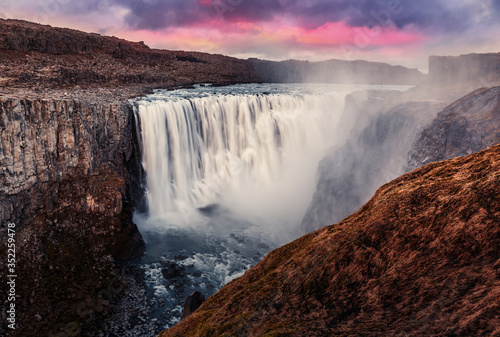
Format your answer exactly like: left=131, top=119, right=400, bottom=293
left=135, top=87, right=349, bottom=244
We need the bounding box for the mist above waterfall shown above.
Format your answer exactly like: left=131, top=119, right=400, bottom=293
left=135, top=84, right=352, bottom=243
left=134, top=83, right=413, bottom=243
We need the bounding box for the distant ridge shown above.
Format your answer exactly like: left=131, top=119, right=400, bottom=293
left=0, top=18, right=425, bottom=91
left=250, top=58, right=425, bottom=84
left=410, top=52, right=500, bottom=100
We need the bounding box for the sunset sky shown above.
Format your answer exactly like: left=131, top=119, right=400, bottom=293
left=1, top=0, right=499, bottom=71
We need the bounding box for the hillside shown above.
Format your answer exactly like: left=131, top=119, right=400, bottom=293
left=0, top=19, right=258, bottom=94
left=161, top=144, right=500, bottom=336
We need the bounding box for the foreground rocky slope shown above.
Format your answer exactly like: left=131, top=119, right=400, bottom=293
left=161, top=143, right=500, bottom=337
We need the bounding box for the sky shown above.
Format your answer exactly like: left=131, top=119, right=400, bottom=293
left=1, top=0, right=499, bottom=71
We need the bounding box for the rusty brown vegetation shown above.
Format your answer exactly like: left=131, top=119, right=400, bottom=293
left=161, top=144, right=500, bottom=337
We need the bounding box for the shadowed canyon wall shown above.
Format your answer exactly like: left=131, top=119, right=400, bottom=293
left=302, top=52, right=500, bottom=231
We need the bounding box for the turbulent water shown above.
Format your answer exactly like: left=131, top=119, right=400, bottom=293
left=131, top=83, right=409, bottom=331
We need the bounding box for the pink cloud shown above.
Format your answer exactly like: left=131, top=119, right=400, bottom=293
left=122, top=18, right=424, bottom=50
left=293, top=22, right=425, bottom=47
left=115, top=17, right=426, bottom=66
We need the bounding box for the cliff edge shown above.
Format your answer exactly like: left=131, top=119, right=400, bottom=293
left=410, top=53, right=500, bottom=100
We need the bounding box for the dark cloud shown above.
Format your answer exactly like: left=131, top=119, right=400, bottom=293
left=90, top=0, right=499, bottom=34
left=215, top=0, right=285, bottom=22
left=108, top=0, right=286, bottom=30
left=111, top=0, right=210, bottom=30
left=492, top=0, right=500, bottom=14
left=285, top=0, right=479, bottom=34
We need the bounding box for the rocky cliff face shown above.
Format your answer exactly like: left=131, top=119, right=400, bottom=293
left=303, top=77, right=500, bottom=233
left=427, top=53, right=500, bottom=86
left=407, top=86, right=500, bottom=171
left=410, top=53, right=500, bottom=100
left=160, top=143, right=500, bottom=337
left=302, top=92, right=446, bottom=231
left=0, top=96, right=145, bottom=336
left=0, top=98, right=136, bottom=226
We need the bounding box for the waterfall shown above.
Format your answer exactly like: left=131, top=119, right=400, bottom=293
left=135, top=88, right=348, bottom=238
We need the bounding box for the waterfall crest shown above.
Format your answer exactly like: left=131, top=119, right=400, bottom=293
left=135, top=90, right=347, bottom=235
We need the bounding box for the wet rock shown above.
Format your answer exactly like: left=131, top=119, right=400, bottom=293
left=181, top=291, right=205, bottom=320
left=174, top=254, right=188, bottom=261
left=197, top=203, right=219, bottom=215
left=161, top=261, right=186, bottom=280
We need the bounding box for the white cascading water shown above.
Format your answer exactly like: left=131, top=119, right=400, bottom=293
left=130, top=85, right=409, bottom=331
left=135, top=87, right=349, bottom=242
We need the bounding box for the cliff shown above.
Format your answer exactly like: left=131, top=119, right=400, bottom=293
left=160, top=143, right=500, bottom=337
left=410, top=53, right=500, bottom=100
left=427, top=53, right=500, bottom=86
left=250, top=58, right=425, bottom=85
left=0, top=19, right=259, bottom=91
left=302, top=92, right=447, bottom=231
left=0, top=96, right=145, bottom=336
left=303, top=85, right=500, bottom=232
left=0, top=98, right=135, bottom=226
left=407, top=86, right=500, bottom=171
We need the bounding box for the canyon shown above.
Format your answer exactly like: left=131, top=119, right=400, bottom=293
left=0, top=18, right=499, bottom=336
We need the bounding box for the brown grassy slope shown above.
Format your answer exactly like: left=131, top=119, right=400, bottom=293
left=160, top=144, right=500, bottom=337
